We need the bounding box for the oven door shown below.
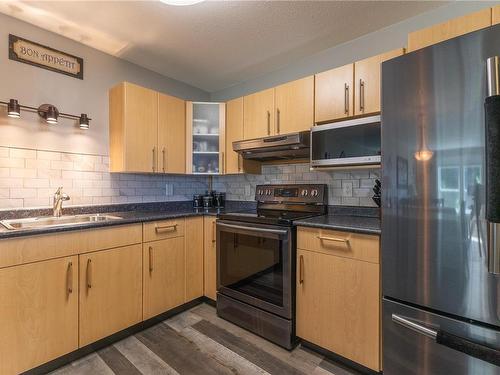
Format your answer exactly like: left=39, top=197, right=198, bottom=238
left=217, top=220, right=293, bottom=319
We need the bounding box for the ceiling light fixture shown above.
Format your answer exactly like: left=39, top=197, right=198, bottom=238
left=159, top=0, right=205, bottom=6
left=1, top=99, right=91, bottom=129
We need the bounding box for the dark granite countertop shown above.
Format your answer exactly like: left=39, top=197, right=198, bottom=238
left=294, top=206, right=381, bottom=235
left=0, top=201, right=255, bottom=240
left=294, top=214, right=380, bottom=235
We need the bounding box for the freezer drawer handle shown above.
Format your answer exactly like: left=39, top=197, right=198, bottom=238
left=392, top=314, right=500, bottom=367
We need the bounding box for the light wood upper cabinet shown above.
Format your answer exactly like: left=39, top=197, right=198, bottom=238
left=354, top=48, right=404, bottom=116
left=493, top=5, right=500, bottom=25
left=79, top=244, right=143, bottom=347
left=296, top=248, right=380, bottom=371
left=0, top=256, right=78, bottom=375
left=185, top=217, right=204, bottom=301
left=243, top=88, right=275, bottom=139
left=158, top=93, right=186, bottom=174
left=143, top=237, right=185, bottom=319
left=225, top=97, right=244, bottom=174
left=315, top=63, right=354, bottom=123
left=203, top=216, right=217, bottom=300
left=275, top=76, right=314, bottom=134
left=407, top=8, right=491, bottom=52
left=109, top=82, right=158, bottom=173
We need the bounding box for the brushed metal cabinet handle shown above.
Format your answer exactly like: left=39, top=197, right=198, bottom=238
left=212, top=221, right=216, bottom=243
left=162, top=147, right=166, bottom=173
left=149, top=246, right=153, bottom=272
left=155, top=224, right=178, bottom=232
left=267, top=110, right=271, bottom=135
left=67, top=261, right=73, bottom=294
left=359, top=79, right=365, bottom=112
left=221, top=151, right=225, bottom=174
left=317, top=235, right=350, bottom=244
left=299, top=255, right=304, bottom=284
left=344, top=83, right=349, bottom=115
left=152, top=147, right=156, bottom=172
left=86, top=258, right=92, bottom=289
left=276, top=108, right=281, bottom=134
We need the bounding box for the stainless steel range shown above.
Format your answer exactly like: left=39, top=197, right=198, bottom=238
left=216, top=184, right=327, bottom=349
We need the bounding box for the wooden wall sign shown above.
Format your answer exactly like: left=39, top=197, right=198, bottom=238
left=8, top=34, right=84, bottom=79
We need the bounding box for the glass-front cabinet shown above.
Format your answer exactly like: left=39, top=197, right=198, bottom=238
left=186, top=102, right=226, bottom=175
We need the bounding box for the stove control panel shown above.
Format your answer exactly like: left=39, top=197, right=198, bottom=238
left=255, top=184, right=327, bottom=204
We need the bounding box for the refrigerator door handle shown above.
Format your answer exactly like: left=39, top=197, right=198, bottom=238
left=485, top=56, right=500, bottom=274
left=392, top=314, right=500, bottom=367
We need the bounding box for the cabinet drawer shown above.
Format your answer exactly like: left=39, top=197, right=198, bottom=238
left=297, top=226, right=379, bottom=264
left=143, top=218, right=185, bottom=242
left=0, top=224, right=142, bottom=269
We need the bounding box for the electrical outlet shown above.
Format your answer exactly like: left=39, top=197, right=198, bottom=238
left=342, top=182, right=353, bottom=197
left=165, top=183, right=173, bottom=196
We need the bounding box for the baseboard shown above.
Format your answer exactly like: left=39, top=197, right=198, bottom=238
left=300, top=340, right=381, bottom=375
left=23, top=297, right=205, bottom=375
left=201, top=295, right=216, bottom=306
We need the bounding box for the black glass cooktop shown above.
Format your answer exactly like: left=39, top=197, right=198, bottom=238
left=219, top=209, right=320, bottom=226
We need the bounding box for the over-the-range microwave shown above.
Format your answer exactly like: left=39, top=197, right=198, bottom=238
left=310, top=115, right=381, bottom=168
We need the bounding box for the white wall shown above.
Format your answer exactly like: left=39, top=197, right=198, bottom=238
left=0, top=13, right=209, bottom=156
left=210, top=1, right=500, bottom=101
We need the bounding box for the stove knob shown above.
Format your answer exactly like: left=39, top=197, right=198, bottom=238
left=311, top=189, right=318, bottom=197
left=258, top=189, right=263, bottom=195
left=301, top=189, right=308, bottom=197
left=267, top=189, right=272, bottom=195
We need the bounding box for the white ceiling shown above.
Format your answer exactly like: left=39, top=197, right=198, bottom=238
left=0, top=1, right=447, bottom=92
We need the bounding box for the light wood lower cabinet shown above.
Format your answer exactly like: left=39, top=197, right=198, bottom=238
left=79, top=244, right=143, bottom=347
left=203, top=216, right=217, bottom=300
left=185, top=216, right=204, bottom=301
left=143, top=237, right=185, bottom=319
left=296, top=229, right=381, bottom=371
left=0, top=256, right=78, bottom=375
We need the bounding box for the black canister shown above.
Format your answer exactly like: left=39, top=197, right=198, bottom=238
left=213, top=192, right=225, bottom=208
left=193, top=194, right=203, bottom=208
left=202, top=195, right=213, bottom=209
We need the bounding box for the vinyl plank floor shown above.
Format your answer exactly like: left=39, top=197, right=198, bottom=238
left=49, top=303, right=359, bottom=375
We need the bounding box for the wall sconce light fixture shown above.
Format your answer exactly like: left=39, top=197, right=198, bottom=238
left=1, top=99, right=91, bottom=129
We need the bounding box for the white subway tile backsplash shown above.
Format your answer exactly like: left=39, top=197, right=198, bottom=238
left=37, top=150, right=61, bottom=160
left=1, top=147, right=379, bottom=209
left=0, top=158, right=24, bottom=168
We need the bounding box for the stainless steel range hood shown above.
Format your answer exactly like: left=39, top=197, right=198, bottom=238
left=232, top=131, right=310, bottom=161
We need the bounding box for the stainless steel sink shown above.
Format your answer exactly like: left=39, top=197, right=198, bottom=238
left=0, top=214, right=123, bottom=230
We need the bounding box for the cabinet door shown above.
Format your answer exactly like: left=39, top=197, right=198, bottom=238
left=143, top=237, right=185, bottom=319
left=275, top=76, right=314, bottom=134
left=296, top=249, right=380, bottom=371
left=185, top=217, right=204, bottom=301
left=243, top=88, right=275, bottom=139
left=225, top=97, right=244, bottom=174
left=315, top=64, right=354, bottom=123
left=407, top=8, right=491, bottom=52
left=110, top=82, right=158, bottom=173
left=354, top=48, right=404, bottom=116
left=494, top=5, right=500, bottom=25
left=79, top=244, right=142, bottom=346
left=158, top=93, right=186, bottom=174
left=203, top=216, right=217, bottom=300
left=0, top=256, right=78, bottom=374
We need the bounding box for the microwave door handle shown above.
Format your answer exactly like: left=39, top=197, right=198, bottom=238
left=217, top=222, right=288, bottom=237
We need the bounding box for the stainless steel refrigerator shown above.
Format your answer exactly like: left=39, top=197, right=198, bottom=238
left=382, top=25, right=500, bottom=374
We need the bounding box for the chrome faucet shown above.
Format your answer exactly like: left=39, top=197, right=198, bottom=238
left=53, top=187, right=70, bottom=217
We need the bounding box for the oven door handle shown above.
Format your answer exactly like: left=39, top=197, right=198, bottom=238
left=217, top=222, right=288, bottom=236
